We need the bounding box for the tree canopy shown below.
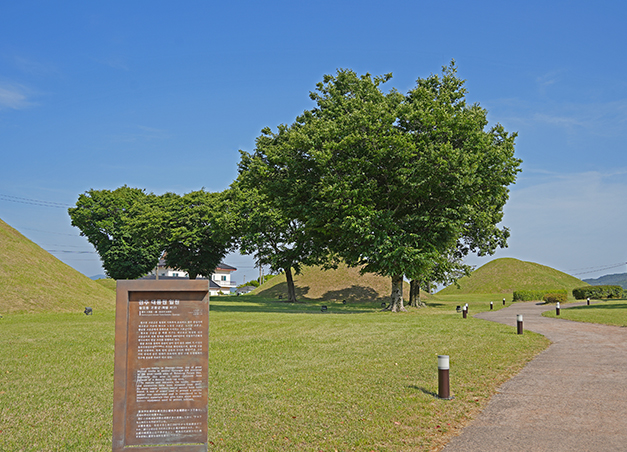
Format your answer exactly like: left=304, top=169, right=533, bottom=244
left=158, top=190, right=234, bottom=280
left=238, top=62, right=520, bottom=310
left=69, top=187, right=233, bottom=280
left=68, top=186, right=163, bottom=280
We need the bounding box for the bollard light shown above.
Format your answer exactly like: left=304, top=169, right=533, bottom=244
left=587, top=297, right=590, bottom=306
left=462, top=305, right=467, bottom=319
left=517, top=314, right=523, bottom=334
left=490, top=301, right=493, bottom=310
left=503, top=298, right=506, bottom=306
left=556, top=302, right=560, bottom=316
left=437, top=355, right=452, bottom=399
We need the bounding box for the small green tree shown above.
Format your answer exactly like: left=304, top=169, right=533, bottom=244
left=225, top=179, right=325, bottom=302
left=146, top=190, right=234, bottom=280
left=68, top=186, right=163, bottom=280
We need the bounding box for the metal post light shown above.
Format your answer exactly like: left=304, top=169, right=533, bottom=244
left=556, top=302, right=560, bottom=316
left=438, top=355, right=452, bottom=399
left=503, top=298, right=506, bottom=306
left=587, top=297, right=590, bottom=306
left=517, top=314, right=523, bottom=334
left=490, top=301, right=493, bottom=310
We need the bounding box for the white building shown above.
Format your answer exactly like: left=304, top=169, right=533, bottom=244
left=146, top=259, right=237, bottom=296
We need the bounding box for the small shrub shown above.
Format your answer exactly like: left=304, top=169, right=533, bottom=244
left=542, top=292, right=567, bottom=303
left=513, top=289, right=567, bottom=302
left=572, top=285, right=624, bottom=300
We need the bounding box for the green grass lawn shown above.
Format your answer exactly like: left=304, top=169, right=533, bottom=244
left=542, top=299, right=627, bottom=327
left=0, top=295, right=549, bottom=451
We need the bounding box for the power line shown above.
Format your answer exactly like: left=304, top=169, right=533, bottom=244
left=0, top=193, right=72, bottom=208
left=40, top=243, right=92, bottom=249
left=569, top=262, right=627, bottom=276
left=18, top=226, right=79, bottom=237
left=45, top=249, right=96, bottom=254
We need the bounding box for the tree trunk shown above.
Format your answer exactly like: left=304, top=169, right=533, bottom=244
left=389, top=275, right=406, bottom=312
left=285, top=267, right=297, bottom=303
left=409, top=279, right=426, bottom=308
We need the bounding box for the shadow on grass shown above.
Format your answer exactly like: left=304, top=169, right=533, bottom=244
left=255, top=282, right=311, bottom=300
left=566, top=302, right=627, bottom=311
left=209, top=296, right=379, bottom=314
left=255, top=282, right=391, bottom=304
left=408, top=385, right=438, bottom=398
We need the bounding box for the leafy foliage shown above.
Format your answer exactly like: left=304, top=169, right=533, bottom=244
left=158, top=190, right=233, bottom=279
left=70, top=187, right=233, bottom=280
left=542, top=292, right=568, bottom=303
left=239, top=63, right=520, bottom=311
left=572, top=285, right=624, bottom=299
left=68, top=186, right=163, bottom=280
left=513, top=289, right=567, bottom=302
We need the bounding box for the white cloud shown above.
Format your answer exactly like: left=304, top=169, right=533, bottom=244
left=0, top=83, right=35, bottom=110
left=489, top=96, right=627, bottom=140
left=14, top=56, right=59, bottom=77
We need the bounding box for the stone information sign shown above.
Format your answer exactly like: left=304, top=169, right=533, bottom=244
left=112, top=280, right=209, bottom=452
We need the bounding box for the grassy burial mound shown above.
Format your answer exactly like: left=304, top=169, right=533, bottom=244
left=0, top=218, right=115, bottom=314
left=252, top=263, right=425, bottom=303
left=438, top=257, right=587, bottom=296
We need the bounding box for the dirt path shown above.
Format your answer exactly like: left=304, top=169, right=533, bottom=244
left=442, top=301, right=627, bottom=451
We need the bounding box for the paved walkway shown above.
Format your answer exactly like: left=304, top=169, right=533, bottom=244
left=442, top=302, right=627, bottom=452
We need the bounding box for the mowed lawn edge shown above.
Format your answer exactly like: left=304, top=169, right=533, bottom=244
left=0, top=296, right=549, bottom=451
left=542, top=299, right=627, bottom=327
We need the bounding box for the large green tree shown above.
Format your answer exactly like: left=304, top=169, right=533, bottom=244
left=243, top=63, right=520, bottom=311
left=68, top=186, right=163, bottom=280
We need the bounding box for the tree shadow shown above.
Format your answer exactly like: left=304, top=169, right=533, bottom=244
left=209, top=295, right=378, bottom=314
left=255, top=282, right=311, bottom=300
left=321, top=285, right=387, bottom=303
left=567, top=302, right=627, bottom=311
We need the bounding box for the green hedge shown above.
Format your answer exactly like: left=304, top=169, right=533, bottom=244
left=542, top=292, right=567, bottom=303
left=572, top=285, right=624, bottom=300
left=513, top=289, right=567, bottom=302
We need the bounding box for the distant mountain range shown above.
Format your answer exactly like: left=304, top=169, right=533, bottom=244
left=583, top=273, right=627, bottom=290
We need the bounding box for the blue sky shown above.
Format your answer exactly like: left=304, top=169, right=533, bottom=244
left=1, top=1, right=626, bottom=284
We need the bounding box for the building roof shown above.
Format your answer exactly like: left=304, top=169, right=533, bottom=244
left=139, top=274, right=221, bottom=289
left=156, top=258, right=236, bottom=272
